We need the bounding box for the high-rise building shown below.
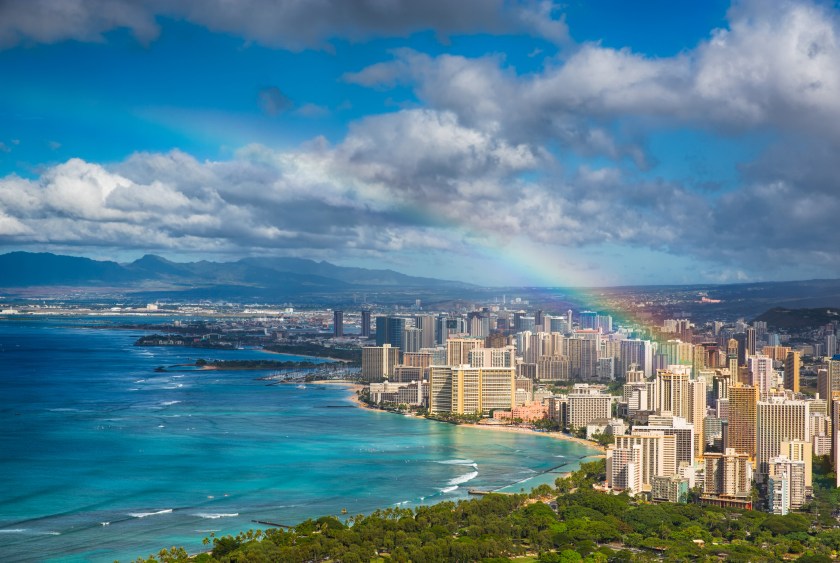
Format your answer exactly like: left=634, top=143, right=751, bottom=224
left=568, top=385, right=613, bottom=430
left=635, top=416, right=694, bottom=467
left=727, top=384, right=758, bottom=459
left=429, top=365, right=453, bottom=413
left=768, top=457, right=806, bottom=514
left=415, top=314, right=437, bottom=349
left=746, top=327, right=757, bottom=356
left=375, top=316, right=406, bottom=349
left=537, top=355, right=571, bottom=382
left=402, top=327, right=423, bottom=354
left=549, top=316, right=568, bottom=334
left=781, top=440, right=812, bottom=489
left=734, top=333, right=747, bottom=366
left=446, top=338, right=483, bottom=366
left=360, top=309, right=372, bottom=338
left=435, top=314, right=449, bottom=344
left=332, top=310, right=344, bottom=337
left=597, top=356, right=616, bottom=380
left=659, top=340, right=694, bottom=367
left=512, top=311, right=525, bottom=332
left=784, top=351, right=800, bottom=393
left=833, top=398, right=840, bottom=489
left=361, top=344, right=401, bottom=382
left=756, top=398, right=809, bottom=481
left=703, top=448, right=752, bottom=499
left=579, top=311, right=598, bottom=330
left=568, top=336, right=598, bottom=380
left=606, top=443, right=643, bottom=494
left=748, top=354, right=774, bottom=399
left=689, top=377, right=708, bottom=459
left=713, top=371, right=731, bottom=404
left=656, top=368, right=691, bottom=420
left=827, top=334, right=837, bottom=357
left=626, top=366, right=645, bottom=383
left=428, top=365, right=515, bottom=415
left=819, top=358, right=840, bottom=402
left=651, top=474, right=690, bottom=503
left=613, top=433, right=677, bottom=487
left=469, top=346, right=515, bottom=368
left=620, top=339, right=653, bottom=378
left=597, top=314, right=613, bottom=334
left=467, top=312, right=490, bottom=338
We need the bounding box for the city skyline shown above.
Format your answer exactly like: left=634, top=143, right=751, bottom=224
left=2, top=0, right=840, bottom=286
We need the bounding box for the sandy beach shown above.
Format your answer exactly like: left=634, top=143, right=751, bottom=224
left=457, top=422, right=606, bottom=454
left=309, top=379, right=366, bottom=406
left=333, top=381, right=606, bottom=455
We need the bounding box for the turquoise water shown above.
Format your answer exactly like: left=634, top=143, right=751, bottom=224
left=0, top=318, right=598, bottom=562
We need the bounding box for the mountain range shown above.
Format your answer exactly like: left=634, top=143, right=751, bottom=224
left=0, top=252, right=471, bottom=297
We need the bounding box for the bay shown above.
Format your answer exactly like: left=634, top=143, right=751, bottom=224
left=0, top=317, right=598, bottom=562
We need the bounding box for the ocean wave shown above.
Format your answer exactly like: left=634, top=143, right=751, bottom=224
left=0, top=529, right=26, bottom=533
left=439, top=486, right=458, bottom=494
left=447, top=470, right=478, bottom=486
left=192, top=513, right=239, bottom=519
left=160, top=400, right=181, bottom=406
left=129, top=509, right=173, bottom=518
left=437, top=459, right=474, bottom=465
left=196, top=529, right=221, bottom=533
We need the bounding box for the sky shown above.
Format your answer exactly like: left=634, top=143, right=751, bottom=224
left=1, top=0, right=839, bottom=287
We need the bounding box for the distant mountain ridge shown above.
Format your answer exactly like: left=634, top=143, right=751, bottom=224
left=0, top=252, right=471, bottom=295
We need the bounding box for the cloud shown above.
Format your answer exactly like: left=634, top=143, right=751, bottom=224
left=5, top=0, right=840, bottom=282
left=257, top=86, right=293, bottom=116
left=295, top=103, right=330, bottom=118
left=0, top=0, right=570, bottom=51
left=0, top=98, right=838, bottom=280
left=0, top=0, right=160, bottom=48
left=345, top=0, right=840, bottom=159
left=0, top=110, right=706, bottom=268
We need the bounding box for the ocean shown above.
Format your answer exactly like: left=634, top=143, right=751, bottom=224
left=0, top=317, right=599, bottom=562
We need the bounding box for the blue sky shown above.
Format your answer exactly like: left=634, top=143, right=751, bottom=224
left=0, top=0, right=838, bottom=286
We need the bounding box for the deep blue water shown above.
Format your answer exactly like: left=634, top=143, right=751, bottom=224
left=0, top=317, right=598, bottom=562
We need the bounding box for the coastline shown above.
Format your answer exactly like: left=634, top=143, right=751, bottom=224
left=309, top=379, right=365, bottom=406
left=456, top=423, right=606, bottom=455
left=336, top=382, right=604, bottom=456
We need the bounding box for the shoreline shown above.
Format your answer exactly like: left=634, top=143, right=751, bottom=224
left=336, top=383, right=604, bottom=456
left=457, top=423, right=606, bottom=454
left=309, top=379, right=365, bottom=406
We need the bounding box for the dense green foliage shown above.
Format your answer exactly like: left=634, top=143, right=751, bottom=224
left=137, top=458, right=840, bottom=562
